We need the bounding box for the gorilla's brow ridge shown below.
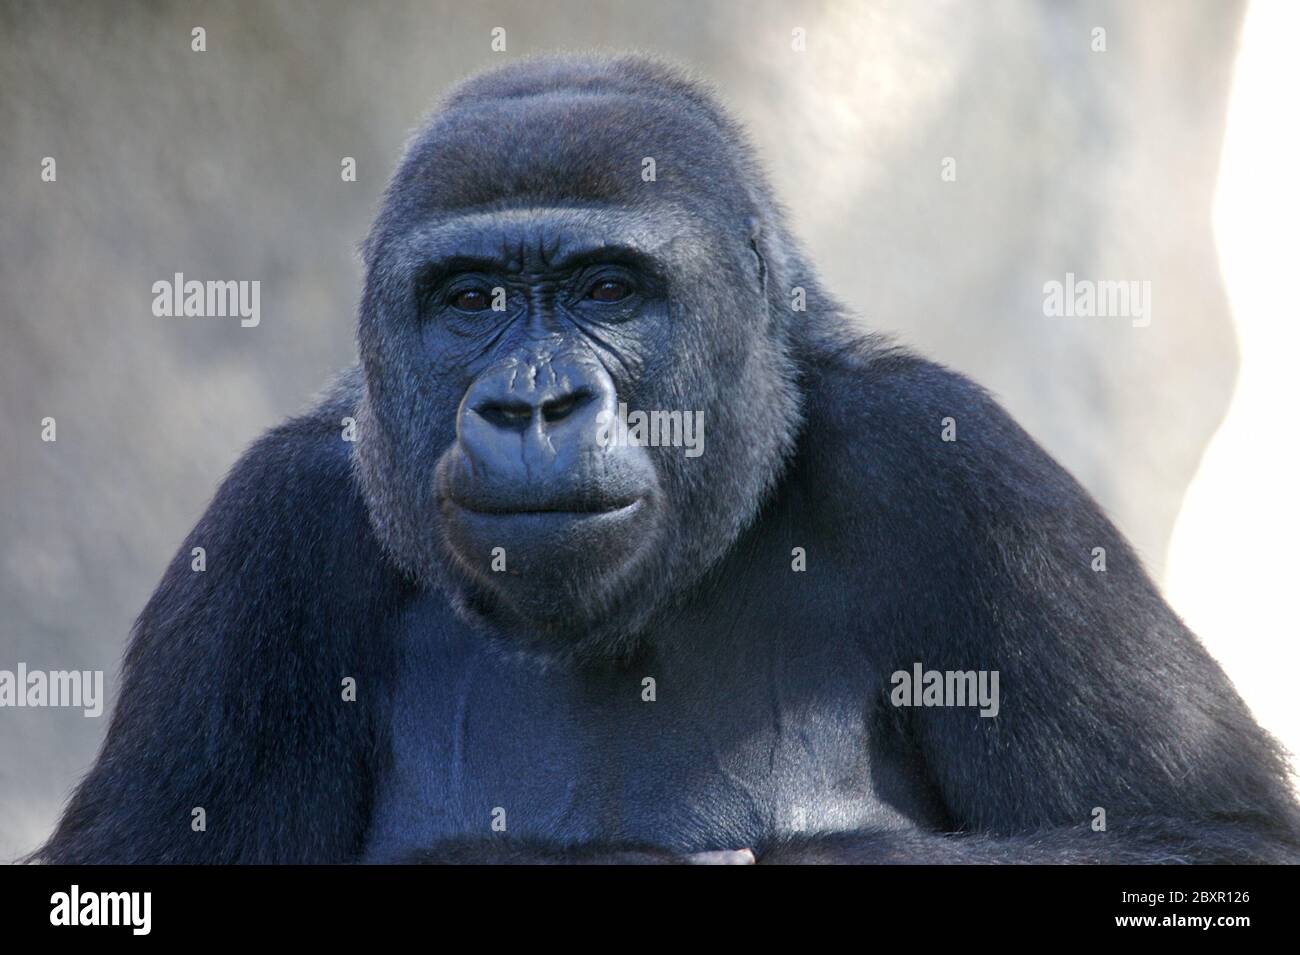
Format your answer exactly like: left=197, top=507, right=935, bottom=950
left=401, top=211, right=688, bottom=280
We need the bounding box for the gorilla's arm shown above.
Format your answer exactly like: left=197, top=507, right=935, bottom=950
left=759, top=818, right=1300, bottom=864
left=386, top=840, right=756, bottom=865
left=762, top=347, right=1300, bottom=863
left=390, top=838, right=687, bottom=865
left=38, top=384, right=406, bottom=863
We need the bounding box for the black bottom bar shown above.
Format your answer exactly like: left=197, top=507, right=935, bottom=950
left=2, top=863, right=1292, bottom=941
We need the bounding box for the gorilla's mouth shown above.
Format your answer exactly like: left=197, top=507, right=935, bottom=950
left=445, top=497, right=643, bottom=518
left=438, top=492, right=657, bottom=625
left=440, top=497, right=647, bottom=542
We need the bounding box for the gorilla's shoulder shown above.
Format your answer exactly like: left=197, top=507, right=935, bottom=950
left=793, top=333, right=1084, bottom=521
left=222, top=367, right=363, bottom=511
left=183, top=366, right=391, bottom=592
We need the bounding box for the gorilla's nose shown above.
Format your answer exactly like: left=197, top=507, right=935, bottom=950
left=452, top=356, right=625, bottom=509
left=471, top=383, right=594, bottom=432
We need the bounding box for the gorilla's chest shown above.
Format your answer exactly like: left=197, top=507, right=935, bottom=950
left=363, top=598, right=944, bottom=860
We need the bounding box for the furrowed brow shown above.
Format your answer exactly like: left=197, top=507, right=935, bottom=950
left=551, top=243, right=654, bottom=272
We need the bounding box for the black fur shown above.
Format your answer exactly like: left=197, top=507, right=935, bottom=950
left=39, top=54, right=1300, bottom=864
left=40, top=378, right=407, bottom=862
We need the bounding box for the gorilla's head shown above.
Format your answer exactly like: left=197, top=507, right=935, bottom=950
left=356, top=55, right=809, bottom=658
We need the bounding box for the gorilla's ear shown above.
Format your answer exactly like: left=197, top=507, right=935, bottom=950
left=746, top=216, right=768, bottom=295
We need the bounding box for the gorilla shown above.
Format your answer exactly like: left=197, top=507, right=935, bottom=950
left=40, top=54, right=1300, bottom=864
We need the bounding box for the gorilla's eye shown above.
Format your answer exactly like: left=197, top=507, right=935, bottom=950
left=587, top=279, right=631, bottom=303
left=451, top=288, right=491, bottom=311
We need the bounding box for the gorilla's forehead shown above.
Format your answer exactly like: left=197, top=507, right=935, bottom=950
left=393, top=205, right=712, bottom=275
left=390, top=92, right=752, bottom=222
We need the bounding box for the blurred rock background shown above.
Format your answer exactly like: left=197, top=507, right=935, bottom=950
left=2, top=0, right=1294, bottom=859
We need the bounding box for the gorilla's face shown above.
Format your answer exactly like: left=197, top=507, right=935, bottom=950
left=426, top=209, right=672, bottom=629
left=355, top=59, right=802, bottom=658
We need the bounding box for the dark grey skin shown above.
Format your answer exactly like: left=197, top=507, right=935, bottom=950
left=40, top=55, right=1300, bottom=864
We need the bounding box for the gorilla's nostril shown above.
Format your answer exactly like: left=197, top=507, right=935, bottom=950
left=542, top=388, right=593, bottom=424
left=476, top=400, right=533, bottom=431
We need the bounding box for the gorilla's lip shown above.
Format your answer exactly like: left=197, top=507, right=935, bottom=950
left=443, top=497, right=644, bottom=519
